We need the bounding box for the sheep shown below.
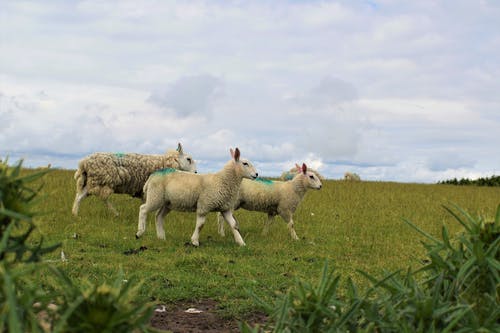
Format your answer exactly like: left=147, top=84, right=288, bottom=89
left=218, top=163, right=322, bottom=240
left=280, top=166, right=325, bottom=181
left=344, top=172, right=361, bottom=181
left=136, top=148, right=258, bottom=247
left=71, top=143, right=197, bottom=216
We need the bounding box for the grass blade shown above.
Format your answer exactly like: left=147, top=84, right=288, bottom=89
left=402, top=218, right=441, bottom=243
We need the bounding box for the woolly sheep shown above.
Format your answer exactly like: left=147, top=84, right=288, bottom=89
left=136, top=148, right=258, bottom=247
left=280, top=166, right=325, bottom=181
left=344, top=172, right=361, bottom=181
left=72, top=143, right=197, bottom=216
left=218, top=163, right=322, bottom=240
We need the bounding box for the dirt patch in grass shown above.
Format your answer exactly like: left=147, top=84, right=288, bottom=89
left=150, top=299, right=267, bottom=332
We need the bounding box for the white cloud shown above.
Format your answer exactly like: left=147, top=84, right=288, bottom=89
left=1, top=1, right=499, bottom=182
left=291, top=76, right=358, bottom=108
left=148, top=74, right=223, bottom=118
left=426, top=153, right=475, bottom=172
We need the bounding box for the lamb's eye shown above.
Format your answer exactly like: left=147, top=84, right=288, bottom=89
left=187, top=158, right=192, bottom=163
left=243, top=162, right=249, bottom=166
left=309, top=175, right=314, bottom=179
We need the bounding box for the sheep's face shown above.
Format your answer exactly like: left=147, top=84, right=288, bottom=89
left=238, top=158, right=258, bottom=180
left=178, top=153, right=197, bottom=173
left=295, top=163, right=322, bottom=190
left=303, top=171, right=322, bottom=190
left=230, top=148, right=258, bottom=180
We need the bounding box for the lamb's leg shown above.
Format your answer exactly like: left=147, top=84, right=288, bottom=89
left=191, top=214, right=207, bottom=246
left=218, top=212, right=240, bottom=237
left=286, top=217, right=299, bottom=240
left=155, top=205, right=170, bottom=240
left=71, top=188, right=88, bottom=216
left=262, top=214, right=275, bottom=235
left=136, top=199, right=163, bottom=239
left=136, top=203, right=149, bottom=239
left=222, top=211, right=246, bottom=246
left=279, top=211, right=299, bottom=240
left=217, top=212, right=225, bottom=237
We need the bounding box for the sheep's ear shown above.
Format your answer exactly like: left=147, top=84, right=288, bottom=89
left=177, top=143, right=183, bottom=154
left=234, top=148, right=240, bottom=161
left=295, top=163, right=301, bottom=172
left=302, top=163, right=307, bottom=174
left=230, top=148, right=235, bottom=158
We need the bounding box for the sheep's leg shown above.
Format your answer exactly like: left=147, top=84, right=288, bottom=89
left=222, top=211, right=246, bottom=246
left=286, top=217, right=299, bottom=240
left=218, top=213, right=241, bottom=237
left=262, top=214, right=275, bottom=235
left=99, top=186, right=119, bottom=217
left=279, top=211, right=299, bottom=240
left=105, top=199, right=119, bottom=217
left=191, top=214, right=207, bottom=246
left=217, top=212, right=225, bottom=237
left=155, top=206, right=170, bottom=240
left=136, top=199, right=163, bottom=239
left=71, top=188, right=88, bottom=216
left=136, top=203, right=149, bottom=239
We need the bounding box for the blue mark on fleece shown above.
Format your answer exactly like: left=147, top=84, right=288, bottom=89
left=255, top=177, right=274, bottom=185
left=283, top=172, right=294, bottom=181
left=114, top=153, right=126, bottom=158
left=153, top=168, right=177, bottom=175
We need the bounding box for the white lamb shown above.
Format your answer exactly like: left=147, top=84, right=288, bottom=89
left=72, top=143, right=197, bottom=216
left=280, top=166, right=325, bottom=181
left=136, top=148, right=258, bottom=247
left=218, top=163, right=322, bottom=240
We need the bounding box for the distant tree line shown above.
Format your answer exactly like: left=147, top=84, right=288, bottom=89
left=438, top=175, right=500, bottom=186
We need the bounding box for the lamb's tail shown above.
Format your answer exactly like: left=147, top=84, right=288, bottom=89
left=142, top=177, right=151, bottom=202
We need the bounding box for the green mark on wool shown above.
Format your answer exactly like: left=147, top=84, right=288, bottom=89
left=283, top=172, right=294, bottom=181
left=114, top=153, right=126, bottom=158
left=154, top=168, right=177, bottom=175
left=255, top=177, right=274, bottom=185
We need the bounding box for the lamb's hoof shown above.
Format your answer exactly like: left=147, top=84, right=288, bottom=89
left=135, top=234, right=140, bottom=240
left=191, top=239, right=200, bottom=247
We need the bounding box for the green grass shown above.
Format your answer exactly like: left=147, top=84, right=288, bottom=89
left=28, top=168, right=500, bottom=320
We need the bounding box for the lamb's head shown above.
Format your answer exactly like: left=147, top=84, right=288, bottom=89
left=175, top=143, right=197, bottom=173
left=295, top=163, right=322, bottom=190
left=230, top=148, right=258, bottom=180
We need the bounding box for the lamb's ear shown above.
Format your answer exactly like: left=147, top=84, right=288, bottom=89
left=295, top=163, right=301, bottom=172
left=230, top=148, right=234, bottom=159
left=177, top=143, right=183, bottom=154
left=302, top=163, right=307, bottom=174
left=234, top=148, right=240, bottom=161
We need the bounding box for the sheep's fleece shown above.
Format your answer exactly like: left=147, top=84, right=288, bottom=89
left=72, top=143, right=196, bottom=216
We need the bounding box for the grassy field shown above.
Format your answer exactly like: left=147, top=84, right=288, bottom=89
left=29, top=168, right=500, bottom=320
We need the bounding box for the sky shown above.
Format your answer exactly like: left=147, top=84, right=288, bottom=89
left=1, top=0, right=499, bottom=182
